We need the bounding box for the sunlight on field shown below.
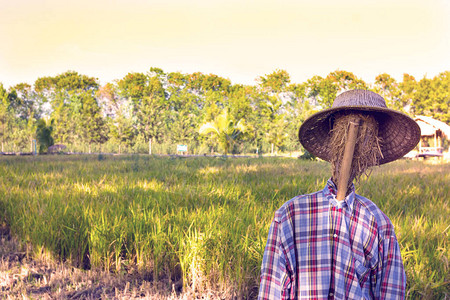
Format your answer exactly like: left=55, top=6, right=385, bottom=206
left=98, top=182, right=119, bottom=194
left=135, top=179, right=164, bottom=192
left=233, top=164, right=259, bottom=174
left=197, top=166, right=221, bottom=176
left=0, top=155, right=448, bottom=299
left=74, top=182, right=97, bottom=196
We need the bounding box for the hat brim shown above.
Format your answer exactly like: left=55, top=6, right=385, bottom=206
left=298, top=106, right=421, bottom=165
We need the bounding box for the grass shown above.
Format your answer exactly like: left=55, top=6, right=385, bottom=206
left=0, top=155, right=448, bottom=299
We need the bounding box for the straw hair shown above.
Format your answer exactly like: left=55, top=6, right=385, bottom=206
left=298, top=89, right=421, bottom=165
left=330, top=112, right=383, bottom=189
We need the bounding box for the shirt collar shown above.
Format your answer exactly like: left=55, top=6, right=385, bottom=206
left=323, top=178, right=355, bottom=213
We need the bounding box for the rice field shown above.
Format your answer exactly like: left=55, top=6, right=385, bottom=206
left=0, top=155, right=448, bottom=299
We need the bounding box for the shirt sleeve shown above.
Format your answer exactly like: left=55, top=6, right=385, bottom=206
left=376, top=233, right=406, bottom=299
left=258, top=218, right=292, bottom=300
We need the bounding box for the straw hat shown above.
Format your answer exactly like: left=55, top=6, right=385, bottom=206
left=298, top=89, right=421, bottom=165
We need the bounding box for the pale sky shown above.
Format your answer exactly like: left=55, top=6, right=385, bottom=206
left=1, top=0, right=449, bottom=88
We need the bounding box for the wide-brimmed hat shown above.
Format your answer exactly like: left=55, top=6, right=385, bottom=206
left=298, top=89, right=421, bottom=165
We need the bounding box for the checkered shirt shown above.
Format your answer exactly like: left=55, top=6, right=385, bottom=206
left=258, top=179, right=406, bottom=299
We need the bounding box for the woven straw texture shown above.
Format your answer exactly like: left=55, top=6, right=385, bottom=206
left=298, top=90, right=421, bottom=165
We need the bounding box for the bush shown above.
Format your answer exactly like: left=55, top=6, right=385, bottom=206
left=298, top=150, right=316, bottom=160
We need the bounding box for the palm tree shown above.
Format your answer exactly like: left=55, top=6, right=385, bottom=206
left=199, top=109, right=246, bottom=155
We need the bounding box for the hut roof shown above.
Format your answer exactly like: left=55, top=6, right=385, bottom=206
left=414, top=116, right=450, bottom=139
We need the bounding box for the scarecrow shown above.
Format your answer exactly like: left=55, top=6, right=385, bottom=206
left=258, top=90, right=420, bottom=299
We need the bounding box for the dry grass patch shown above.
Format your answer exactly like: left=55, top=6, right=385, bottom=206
left=0, top=224, right=232, bottom=299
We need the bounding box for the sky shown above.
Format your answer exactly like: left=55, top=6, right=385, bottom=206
left=0, top=0, right=449, bottom=88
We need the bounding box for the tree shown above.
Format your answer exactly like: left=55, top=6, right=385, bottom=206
left=136, top=76, right=167, bottom=144
left=284, top=83, right=314, bottom=151
left=316, top=78, right=337, bottom=108
left=245, top=84, right=289, bottom=154
left=109, top=103, right=136, bottom=154
left=167, top=89, right=200, bottom=144
left=186, top=72, right=206, bottom=95
left=35, top=71, right=100, bottom=146
left=9, top=83, right=40, bottom=151
left=9, top=83, right=36, bottom=120
left=36, top=119, right=54, bottom=153
left=0, top=84, right=13, bottom=152
left=304, top=75, right=324, bottom=107
left=202, top=91, right=224, bottom=122
left=199, top=109, right=247, bottom=154
left=259, top=93, right=287, bottom=154
left=318, top=71, right=368, bottom=108
left=35, top=71, right=98, bottom=101
left=302, top=71, right=367, bottom=109
left=53, top=71, right=98, bottom=94
left=413, top=72, right=450, bottom=123
left=117, top=72, right=168, bottom=152
left=265, top=114, right=289, bottom=154
left=80, top=94, right=109, bottom=153
left=373, top=73, right=405, bottom=111
left=326, top=70, right=367, bottom=92
left=428, top=71, right=450, bottom=123
left=257, top=69, right=290, bottom=94
left=117, top=72, right=149, bottom=105
left=226, top=85, right=253, bottom=123
left=167, top=72, right=188, bottom=91
left=252, top=70, right=293, bottom=153
left=200, top=74, right=231, bottom=93
left=287, top=82, right=310, bottom=122
left=96, top=83, right=121, bottom=118
left=399, top=74, right=417, bottom=114
left=185, top=72, right=231, bottom=96
left=51, top=94, right=73, bottom=144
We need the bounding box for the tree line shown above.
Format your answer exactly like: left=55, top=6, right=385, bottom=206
left=0, top=68, right=449, bottom=155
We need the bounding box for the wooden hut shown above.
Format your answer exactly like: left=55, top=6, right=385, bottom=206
left=414, top=116, right=450, bottom=157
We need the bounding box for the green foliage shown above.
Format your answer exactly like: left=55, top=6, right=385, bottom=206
left=167, top=71, right=188, bottom=88
left=247, top=89, right=288, bottom=154
left=35, top=71, right=98, bottom=96
left=257, top=69, right=291, bottom=94
left=9, top=83, right=37, bottom=120
left=109, top=107, right=136, bottom=154
left=80, top=95, right=109, bottom=152
left=0, top=84, right=15, bottom=152
left=373, top=73, right=406, bottom=112
left=35, top=119, right=54, bottom=153
left=305, top=71, right=368, bottom=109
left=298, top=150, right=316, bottom=160
left=33, top=72, right=100, bottom=147
left=168, top=90, right=201, bottom=144
left=117, top=72, right=168, bottom=146
left=420, top=71, right=450, bottom=123
left=283, top=83, right=316, bottom=151
left=199, top=109, right=247, bottom=154
left=138, top=95, right=167, bottom=142
left=227, top=85, right=253, bottom=121
left=1, top=68, right=450, bottom=154
left=117, top=72, right=148, bottom=103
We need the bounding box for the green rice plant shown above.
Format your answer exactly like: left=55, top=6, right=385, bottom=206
left=128, top=202, right=153, bottom=273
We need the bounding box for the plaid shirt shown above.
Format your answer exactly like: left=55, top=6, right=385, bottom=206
left=259, top=179, right=406, bottom=299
